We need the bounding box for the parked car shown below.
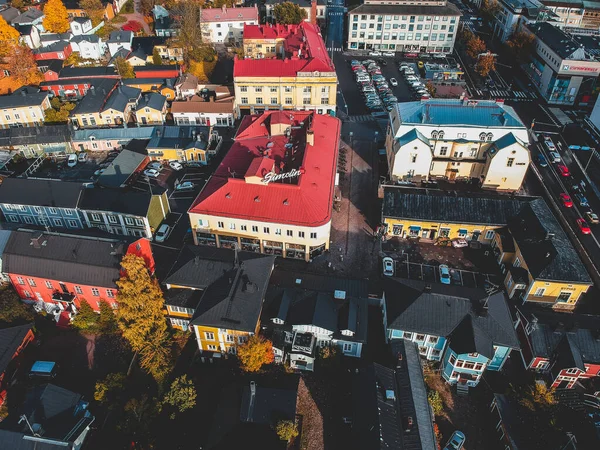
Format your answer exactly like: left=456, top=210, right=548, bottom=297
left=144, top=168, right=161, bottom=178
left=559, top=193, right=573, bottom=207
left=155, top=223, right=171, bottom=242
left=175, top=181, right=195, bottom=191
left=439, top=265, right=451, bottom=285
left=147, top=161, right=162, bottom=170
left=377, top=58, right=387, bottom=66
left=390, top=78, right=398, bottom=86
left=169, top=161, right=183, bottom=171
left=368, top=51, right=382, bottom=56
left=544, top=139, right=557, bottom=152
left=77, top=152, right=88, bottom=162
left=443, top=431, right=466, bottom=450
left=451, top=239, right=468, bottom=248
left=586, top=211, right=600, bottom=224
left=382, top=257, right=394, bottom=276
left=557, top=164, right=570, bottom=177
left=537, top=153, right=548, bottom=167
left=93, top=168, right=105, bottom=177
left=186, top=161, right=203, bottom=168
left=549, top=151, right=561, bottom=163
left=382, top=52, right=395, bottom=57
left=67, top=154, right=78, bottom=167
left=29, top=361, right=58, bottom=379
left=575, top=193, right=589, bottom=207
left=577, top=218, right=591, bottom=235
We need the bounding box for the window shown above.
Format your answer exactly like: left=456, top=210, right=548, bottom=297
left=270, top=97, right=277, bottom=105
left=68, top=220, right=78, bottom=227
left=343, top=343, right=353, bottom=352
left=106, top=289, right=114, bottom=298
left=287, top=230, right=293, bottom=237
left=16, top=276, right=24, bottom=285
left=275, top=228, right=281, bottom=235
left=507, top=158, right=514, bottom=167
left=255, top=87, right=262, bottom=93
left=463, top=361, right=475, bottom=369
left=428, top=336, right=438, bottom=344
left=270, top=86, right=277, bottom=93
left=457, top=229, right=468, bottom=237
left=449, top=354, right=456, bottom=365
left=23, top=291, right=31, bottom=298
left=45, top=281, right=53, bottom=289
left=537, top=360, right=549, bottom=370
left=285, top=97, right=293, bottom=105
left=240, top=86, right=247, bottom=92
left=303, top=98, right=311, bottom=105
left=91, top=213, right=101, bottom=221
left=558, top=291, right=572, bottom=302
left=485, top=230, right=495, bottom=240
left=263, top=227, right=269, bottom=234
left=241, top=97, right=248, bottom=104
left=241, top=225, right=247, bottom=231
left=284, top=86, right=292, bottom=93
left=238, top=336, right=247, bottom=344
left=135, top=219, right=144, bottom=227
left=404, top=332, right=413, bottom=339
left=439, top=228, right=450, bottom=237
left=310, top=232, right=317, bottom=239
left=217, top=221, right=224, bottom=228
left=432, top=349, right=441, bottom=357
left=207, top=344, right=217, bottom=351
left=439, top=146, right=448, bottom=156
left=91, top=288, right=100, bottom=296
left=108, top=215, right=118, bottom=224
left=205, top=332, right=215, bottom=340
left=28, top=279, right=36, bottom=287
left=298, top=231, right=305, bottom=238
left=75, top=286, right=83, bottom=294
left=252, top=226, right=258, bottom=233
left=226, top=334, right=235, bottom=343
left=256, top=97, right=263, bottom=104
left=53, top=219, right=62, bottom=227
left=229, top=223, right=235, bottom=230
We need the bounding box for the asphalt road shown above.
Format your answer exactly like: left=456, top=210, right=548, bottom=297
left=325, top=0, right=345, bottom=52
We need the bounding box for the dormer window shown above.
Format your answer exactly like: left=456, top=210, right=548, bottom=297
left=431, top=131, right=438, bottom=139
left=479, top=132, right=486, bottom=141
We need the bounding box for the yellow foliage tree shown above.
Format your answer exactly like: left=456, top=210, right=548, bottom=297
left=43, top=0, right=70, bottom=33
left=237, top=335, right=275, bottom=373
left=0, top=16, right=20, bottom=57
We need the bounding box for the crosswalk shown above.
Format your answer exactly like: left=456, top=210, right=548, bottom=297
left=481, top=89, right=538, bottom=101
left=327, top=47, right=343, bottom=52
left=348, top=114, right=378, bottom=123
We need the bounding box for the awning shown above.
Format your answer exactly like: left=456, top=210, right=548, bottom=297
left=458, top=229, right=468, bottom=234
left=409, top=226, right=421, bottom=231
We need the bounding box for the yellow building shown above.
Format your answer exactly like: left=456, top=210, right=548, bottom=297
left=382, top=186, right=592, bottom=310
left=146, top=125, right=223, bottom=163
left=70, top=80, right=141, bottom=128
left=162, top=245, right=275, bottom=353
left=0, top=89, right=50, bottom=129
left=122, top=78, right=176, bottom=100
left=234, top=22, right=337, bottom=115
left=135, top=92, right=167, bottom=125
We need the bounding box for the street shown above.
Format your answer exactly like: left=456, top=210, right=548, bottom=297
left=325, top=0, right=345, bottom=53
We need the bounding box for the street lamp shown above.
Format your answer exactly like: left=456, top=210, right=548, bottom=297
left=349, top=131, right=353, bottom=148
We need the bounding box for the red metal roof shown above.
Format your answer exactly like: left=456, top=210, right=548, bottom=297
left=200, top=5, right=258, bottom=22
left=189, top=111, right=340, bottom=227
left=235, top=22, right=334, bottom=78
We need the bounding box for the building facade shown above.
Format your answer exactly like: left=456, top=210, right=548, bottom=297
left=347, top=0, right=462, bottom=53
left=386, top=98, right=531, bottom=191
left=0, top=90, right=50, bottom=129
left=235, top=23, right=337, bottom=115
left=188, top=111, right=340, bottom=262
left=171, top=98, right=235, bottom=127
left=200, top=5, right=258, bottom=44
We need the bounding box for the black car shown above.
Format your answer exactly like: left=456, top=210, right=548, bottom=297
left=377, top=59, right=388, bottom=66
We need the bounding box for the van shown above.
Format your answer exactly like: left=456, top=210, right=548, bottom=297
left=77, top=152, right=88, bottom=162
left=29, top=361, right=58, bottom=379
left=67, top=154, right=77, bottom=168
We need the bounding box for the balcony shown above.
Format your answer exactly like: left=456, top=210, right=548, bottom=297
left=52, top=291, right=76, bottom=303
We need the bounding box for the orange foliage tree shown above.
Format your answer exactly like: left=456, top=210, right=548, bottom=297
left=237, top=335, right=275, bottom=372
left=43, top=0, right=70, bottom=33
left=0, top=16, right=19, bottom=57
left=466, top=35, right=486, bottom=60
left=2, top=45, right=43, bottom=86
left=476, top=52, right=497, bottom=78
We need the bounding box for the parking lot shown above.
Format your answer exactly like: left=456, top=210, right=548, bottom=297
left=29, top=151, right=115, bottom=182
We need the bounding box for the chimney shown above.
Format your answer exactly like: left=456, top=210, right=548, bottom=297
left=306, top=129, right=314, bottom=146
left=222, top=5, right=226, bottom=13
left=30, top=233, right=45, bottom=249
left=311, top=0, right=317, bottom=25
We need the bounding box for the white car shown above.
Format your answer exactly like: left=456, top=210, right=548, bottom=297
left=93, top=168, right=105, bottom=177
left=175, top=181, right=195, bottom=191
left=169, top=161, right=183, bottom=171
left=67, top=154, right=77, bottom=168
left=382, top=257, right=394, bottom=276
left=389, top=78, right=398, bottom=86
left=452, top=239, right=468, bottom=248
left=368, top=51, right=382, bottom=56
left=382, top=51, right=395, bottom=57
left=549, top=151, right=561, bottom=163
left=144, top=168, right=160, bottom=178
left=77, top=152, right=88, bottom=162
left=154, top=224, right=171, bottom=243
left=147, top=161, right=162, bottom=170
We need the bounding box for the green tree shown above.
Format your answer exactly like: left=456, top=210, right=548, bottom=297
left=98, top=300, right=118, bottom=333
left=237, top=335, right=275, bottom=373
left=94, top=372, right=126, bottom=405
left=114, top=57, right=135, bottom=78
left=43, top=0, right=70, bottom=33
left=273, top=2, right=307, bottom=25
left=162, top=375, right=197, bottom=419
left=427, top=390, right=444, bottom=416
left=80, top=0, right=105, bottom=27
left=506, top=29, right=535, bottom=63
left=120, top=394, right=158, bottom=436
left=152, top=47, right=163, bottom=65
left=71, top=300, right=99, bottom=332
left=138, top=327, right=173, bottom=383
left=520, top=382, right=556, bottom=411
left=44, top=100, right=75, bottom=124
left=276, top=420, right=299, bottom=441
left=0, top=286, right=33, bottom=324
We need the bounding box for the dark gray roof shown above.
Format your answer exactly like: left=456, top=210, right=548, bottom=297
left=382, top=186, right=532, bottom=226
left=3, top=230, right=128, bottom=288
left=163, top=287, right=202, bottom=309
left=0, top=125, right=70, bottom=147
left=97, top=149, right=147, bottom=188
left=190, top=251, right=275, bottom=333
left=137, top=92, right=167, bottom=111
left=527, top=22, right=587, bottom=60
left=131, top=36, right=167, bottom=56
left=0, top=323, right=33, bottom=374
left=71, top=34, right=100, bottom=44
left=492, top=394, right=523, bottom=449
left=70, top=78, right=119, bottom=114
left=108, top=30, right=133, bottom=43
left=78, top=187, right=155, bottom=217
left=0, top=6, right=20, bottom=23
left=508, top=198, right=591, bottom=283
left=58, top=66, right=117, bottom=78
left=385, top=279, right=520, bottom=354
left=350, top=3, right=461, bottom=16
left=147, top=125, right=211, bottom=150
left=239, top=382, right=297, bottom=424
left=40, top=32, right=72, bottom=43
left=12, top=8, right=43, bottom=25
left=103, top=85, right=141, bottom=113
left=0, top=91, right=48, bottom=109
left=265, top=0, right=326, bottom=5
left=72, top=16, right=90, bottom=24
left=0, top=178, right=82, bottom=208
left=33, top=40, right=70, bottom=55
left=36, top=58, right=64, bottom=74
left=268, top=267, right=369, bottom=298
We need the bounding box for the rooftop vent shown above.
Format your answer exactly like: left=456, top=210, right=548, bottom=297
left=295, top=278, right=302, bottom=285
left=334, top=290, right=346, bottom=299
left=385, top=390, right=396, bottom=401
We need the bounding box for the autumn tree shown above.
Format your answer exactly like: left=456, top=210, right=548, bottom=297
left=138, top=327, right=173, bottom=383
left=98, top=300, right=117, bottom=333
left=520, top=382, right=556, bottom=411
left=80, top=0, right=105, bottom=27
left=152, top=47, right=163, bottom=65
left=44, top=98, right=76, bottom=124
left=427, top=390, right=444, bottom=416
left=114, top=56, right=135, bottom=78
left=71, top=300, right=100, bottom=332
left=237, top=335, right=275, bottom=373
left=213, top=0, right=235, bottom=7
left=170, top=1, right=215, bottom=64
left=0, top=16, right=20, bottom=57
left=11, top=0, right=24, bottom=10
left=273, top=2, right=307, bottom=25
left=480, top=0, right=501, bottom=23
left=506, top=29, right=535, bottom=63
left=2, top=45, right=43, bottom=85
left=120, top=394, right=159, bottom=436
left=43, top=0, right=70, bottom=33
left=139, top=0, right=156, bottom=17
left=476, top=52, right=496, bottom=77
left=0, top=286, right=33, bottom=325
left=94, top=372, right=126, bottom=406
left=276, top=420, right=299, bottom=442
left=425, top=80, right=437, bottom=97
left=466, top=35, right=486, bottom=60
left=162, top=375, right=197, bottom=419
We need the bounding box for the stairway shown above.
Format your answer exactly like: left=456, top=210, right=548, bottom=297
left=456, top=383, right=469, bottom=396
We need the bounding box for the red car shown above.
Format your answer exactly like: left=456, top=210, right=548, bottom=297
left=559, top=193, right=573, bottom=207
left=557, top=164, right=570, bottom=177
left=577, top=218, right=591, bottom=235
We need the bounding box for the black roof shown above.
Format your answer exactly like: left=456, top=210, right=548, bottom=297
left=36, top=59, right=64, bottom=74
left=97, top=148, right=147, bottom=188
left=163, top=288, right=203, bottom=309
left=350, top=3, right=461, bottom=17
left=3, top=230, right=128, bottom=288
left=33, top=40, right=69, bottom=55
left=78, top=187, right=155, bottom=217
left=0, top=91, right=48, bottom=109
left=0, top=124, right=70, bottom=146
left=382, top=186, right=531, bottom=225
left=352, top=343, right=436, bottom=450
left=527, top=22, right=588, bottom=60
left=268, top=267, right=369, bottom=298
left=131, top=36, right=167, bottom=57
left=70, top=78, right=119, bottom=114
left=0, top=323, right=33, bottom=375
left=190, top=249, right=275, bottom=332
left=385, top=279, right=520, bottom=356
left=239, top=381, right=297, bottom=423
left=0, top=178, right=82, bottom=208
left=58, top=66, right=118, bottom=79
left=0, top=384, right=94, bottom=449
left=135, top=64, right=181, bottom=72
